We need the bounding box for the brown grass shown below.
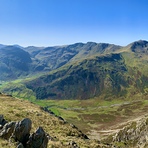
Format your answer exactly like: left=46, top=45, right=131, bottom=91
left=0, top=94, right=101, bottom=147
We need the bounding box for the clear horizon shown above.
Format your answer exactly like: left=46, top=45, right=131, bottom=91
left=0, top=0, right=148, bottom=47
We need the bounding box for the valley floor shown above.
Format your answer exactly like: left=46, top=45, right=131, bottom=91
left=34, top=95, right=148, bottom=141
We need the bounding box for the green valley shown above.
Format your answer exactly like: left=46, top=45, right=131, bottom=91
left=0, top=40, right=148, bottom=147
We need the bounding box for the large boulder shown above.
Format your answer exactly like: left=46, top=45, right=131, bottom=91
left=26, top=127, right=49, bottom=148
left=0, top=121, right=16, bottom=139
left=13, top=118, right=32, bottom=146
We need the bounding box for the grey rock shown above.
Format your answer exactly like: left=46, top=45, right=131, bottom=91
left=26, top=127, right=48, bottom=148
left=113, top=118, right=148, bottom=147
left=0, top=114, right=7, bottom=126
left=13, top=118, right=32, bottom=145
left=0, top=121, right=16, bottom=139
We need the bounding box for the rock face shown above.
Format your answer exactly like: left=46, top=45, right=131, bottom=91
left=13, top=118, right=32, bottom=146
left=26, top=127, right=48, bottom=148
left=113, top=117, right=148, bottom=147
left=0, top=116, right=49, bottom=148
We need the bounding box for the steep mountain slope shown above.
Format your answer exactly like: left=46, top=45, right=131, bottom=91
left=25, top=53, right=128, bottom=99
left=0, top=40, right=148, bottom=100
left=0, top=46, right=32, bottom=81
left=0, top=93, right=102, bottom=148
left=26, top=42, right=121, bottom=71
left=0, top=42, right=121, bottom=81
left=22, top=40, right=148, bottom=100
left=0, top=94, right=148, bottom=148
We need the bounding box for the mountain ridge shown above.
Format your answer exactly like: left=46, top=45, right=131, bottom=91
left=0, top=40, right=148, bottom=100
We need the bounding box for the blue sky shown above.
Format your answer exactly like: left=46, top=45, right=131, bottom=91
left=0, top=0, right=148, bottom=47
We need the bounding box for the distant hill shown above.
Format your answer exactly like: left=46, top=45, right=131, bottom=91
left=0, top=42, right=121, bottom=81
left=0, top=44, right=5, bottom=49
left=0, top=46, right=32, bottom=80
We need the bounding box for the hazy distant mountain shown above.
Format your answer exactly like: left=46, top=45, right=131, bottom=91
left=24, top=46, right=45, bottom=57
left=0, top=42, right=121, bottom=81
left=26, top=42, right=121, bottom=70
left=0, top=46, right=32, bottom=80
left=0, top=44, right=5, bottom=49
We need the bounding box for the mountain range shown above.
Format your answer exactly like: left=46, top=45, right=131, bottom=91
left=0, top=40, right=148, bottom=100
left=0, top=40, right=148, bottom=147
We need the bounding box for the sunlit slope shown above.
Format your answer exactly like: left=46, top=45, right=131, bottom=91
left=0, top=93, right=100, bottom=148
left=0, top=42, right=120, bottom=81
left=0, top=40, right=148, bottom=100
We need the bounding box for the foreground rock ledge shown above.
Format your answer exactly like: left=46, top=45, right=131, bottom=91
left=0, top=115, right=49, bottom=148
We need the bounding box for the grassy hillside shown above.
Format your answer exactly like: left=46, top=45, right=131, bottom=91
left=1, top=93, right=148, bottom=147
left=24, top=53, right=129, bottom=99
left=0, top=93, right=101, bottom=148
left=20, top=54, right=147, bottom=100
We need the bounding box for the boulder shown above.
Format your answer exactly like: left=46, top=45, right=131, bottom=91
left=0, top=121, right=16, bottom=139
left=13, top=118, right=32, bottom=146
left=26, top=127, right=48, bottom=148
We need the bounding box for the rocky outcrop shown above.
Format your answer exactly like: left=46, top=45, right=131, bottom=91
left=0, top=115, right=49, bottom=148
left=13, top=118, right=32, bottom=146
left=113, top=117, right=148, bottom=147
left=26, top=127, right=49, bottom=148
